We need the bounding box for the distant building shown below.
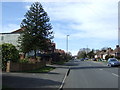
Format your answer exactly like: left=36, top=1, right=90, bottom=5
left=94, top=45, right=120, bottom=59
left=113, top=45, right=120, bottom=58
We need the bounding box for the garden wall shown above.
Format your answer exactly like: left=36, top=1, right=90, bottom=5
left=6, top=61, right=46, bottom=72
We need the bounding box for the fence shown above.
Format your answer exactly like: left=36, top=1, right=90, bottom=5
left=6, top=61, right=46, bottom=72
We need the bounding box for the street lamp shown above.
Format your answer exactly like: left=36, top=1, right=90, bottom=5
left=66, top=35, right=69, bottom=53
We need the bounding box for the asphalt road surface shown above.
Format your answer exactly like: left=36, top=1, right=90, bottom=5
left=63, top=59, right=119, bottom=89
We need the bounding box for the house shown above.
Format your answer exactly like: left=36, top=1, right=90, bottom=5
left=112, top=45, right=120, bottom=58
left=0, top=33, right=20, bottom=49
left=94, top=50, right=103, bottom=59
left=102, top=48, right=113, bottom=59
left=95, top=45, right=120, bottom=60
left=1, top=28, right=56, bottom=57
left=11, top=28, right=24, bottom=34
left=0, top=28, right=25, bottom=49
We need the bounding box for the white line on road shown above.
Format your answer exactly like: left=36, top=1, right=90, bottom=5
left=58, top=68, right=70, bottom=90
left=112, top=73, right=119, bottom=77
left=99, top=69, right=103, bottom=70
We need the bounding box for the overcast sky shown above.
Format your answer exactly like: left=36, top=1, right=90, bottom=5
left=1, top=0, right=119, bottom=55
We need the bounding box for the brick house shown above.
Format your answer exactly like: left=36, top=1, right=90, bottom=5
left=112, top=45, right=120, bottom=58
left=95, top=50, right=105, bottom=59
left=95, top=45, right=120, bottom=60
left=102, top=48, right=114, bottom=59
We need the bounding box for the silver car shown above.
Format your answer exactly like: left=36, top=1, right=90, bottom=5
left=107, top=58, right=120, bottom=67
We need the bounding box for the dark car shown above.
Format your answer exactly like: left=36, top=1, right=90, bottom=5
left=92, top=58, right=97, bottom=61
left=107, top=58, right=120, bottom=67
left=85, top=58, right=89, bottom=60
left=80, top=58, right=84, bottom=61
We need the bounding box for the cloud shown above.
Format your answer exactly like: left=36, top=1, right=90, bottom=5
left=41, top=0, right=118, bottom=41
left=25, top=5, right=31, bottom=10
left=70, top=49, right=79, bottom=56
left=17, top=17, right=24, bottom=21
left=2, top=24, right=20, bottom=33
left=2, top=1, right=118, bottom=55
left=54, top=31, right=66, bottom=39
left=38, top=0, right=119, bottom=54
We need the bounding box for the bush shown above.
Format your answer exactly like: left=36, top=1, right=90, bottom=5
left=1, top=43, right=19, bottom=71
left=115, top=56, right=120, bottom=59
left=19, top=58, right=29, bottom=63
left=105, top=55, right=114, bottom=60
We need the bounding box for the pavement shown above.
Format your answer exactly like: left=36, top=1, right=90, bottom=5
left=2, top=64, right=69, bottom=89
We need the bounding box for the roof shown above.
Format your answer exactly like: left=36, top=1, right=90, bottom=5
left=0, top=27, right=25, bottom=34
left=113, top=47, right=120, bottom=53
left=100, top=51, right=105, bottom=55
left=54, top=49, right=65, bottom=54
left=104, top=48, right=113, bottom=54
left=95, top=45, right=120, bottom=56
left=0, top=33, right=13, bottom=34
left=0, top=33, right=20, bottom=35
left=11, top=28, right=24, bottom=34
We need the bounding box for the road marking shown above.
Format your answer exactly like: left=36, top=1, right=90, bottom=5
left=58, top=68, right=70, bottom=90
left=99, top=69, right=103, bottom=70
left=112, top=73, right=119, bottom=77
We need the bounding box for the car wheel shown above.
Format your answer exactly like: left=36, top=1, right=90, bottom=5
left=109, top=64, right=112, bottom=67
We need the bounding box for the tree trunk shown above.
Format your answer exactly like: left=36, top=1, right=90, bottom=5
left=24, top=52, right=26, bottom=58
left=34, top=50, right=37, bottom=58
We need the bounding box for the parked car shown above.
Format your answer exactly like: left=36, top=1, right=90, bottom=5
left=80, top=58, right=84, bottom=61
left=92, top=58, right=97, bottom=61
left=107, top=58, right=120, bottom=67
left=85, top=58, right=89, bottom=60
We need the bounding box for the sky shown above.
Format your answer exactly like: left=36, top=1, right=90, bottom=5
left=1, top=0, right=119, bottom=55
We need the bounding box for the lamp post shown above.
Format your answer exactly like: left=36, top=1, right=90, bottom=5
left=66, top=35, right=69, bottom=53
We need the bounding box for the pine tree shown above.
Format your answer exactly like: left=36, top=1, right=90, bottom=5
left=19, top=2, right=53, bottom=58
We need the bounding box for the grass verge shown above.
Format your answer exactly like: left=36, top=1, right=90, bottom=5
left=52, top=61, right=66, bottom=65
left=12, top=66, right=55, bottom=73
left=27, top=66, right=55, bottom=73
left=94, top=60, right=108, bottom=64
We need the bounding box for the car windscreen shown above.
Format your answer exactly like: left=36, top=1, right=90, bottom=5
left=109, top=59, right=118, bottom=61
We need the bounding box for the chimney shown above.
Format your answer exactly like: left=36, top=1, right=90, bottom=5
left=116, top=45, right=119, bottom=48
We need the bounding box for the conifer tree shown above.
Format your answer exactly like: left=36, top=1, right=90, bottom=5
left=19, top=2, right=53, bottom=57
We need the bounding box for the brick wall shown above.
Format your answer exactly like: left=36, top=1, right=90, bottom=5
left=6, top=61, right=46, bottom=72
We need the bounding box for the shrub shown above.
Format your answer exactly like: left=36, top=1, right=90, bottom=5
left=105, top=55, right=114, bottom=60
left=115, top=56, right=120, bottom=59
left=19, top=58, right=29, bottom=63
left=1, top=43, right=19, bottom=71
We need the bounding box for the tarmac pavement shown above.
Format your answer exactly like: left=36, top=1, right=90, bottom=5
left=2, top=64, right=69, bottom=89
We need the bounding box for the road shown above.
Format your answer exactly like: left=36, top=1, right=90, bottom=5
left=63, top=59, right=119, bottom=89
